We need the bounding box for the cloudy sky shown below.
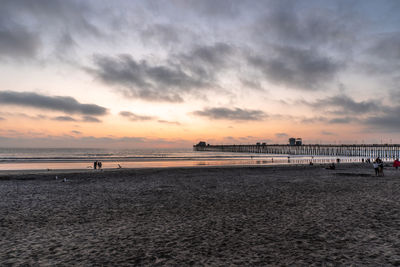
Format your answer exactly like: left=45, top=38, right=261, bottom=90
left=0, top=0, right=399, bottom=148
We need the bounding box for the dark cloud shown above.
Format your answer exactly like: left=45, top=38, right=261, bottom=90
left=364, top=106, right=400, bottom=131
left=168, top=0, right=242, bottom=18
left=193, top=107, right=267, bottom=121
left=301, top=115, right=356, bottom=124
left=0, top=0, right=102, bottom=60
left=82, top=116, right=102, bottom=123
left=178, top=43, right=234, bottom=70
left=71, top=130, right=81, bottom=135
left=255, top=1, right=353, bottom=48
left=140, top=24, right=180, bottom=46
left=55, top=31, right=77, bottom=57
left=88, top=43, right=235, bottom=102
left=119, top=111, right=154, bottom=121
left=2, top=0, right=101, bottom=37
left=0, top=26, right=41, bottom=60
left=52, top=116, right=77, bottom=122
left=302, top=95, right=379, bottom=114
left=171, top=42, right=235, bottom=89
left=0, top=91, right=107, bottom=115
left=362, top=32, right=400, bottom=76
left=248, top=46, right=341, bottom=90
left=0, top=112, right=47, bottom=120
left=177, top=43, right=235, bottom=82
left=246, top=1, right=356, bottom=91
left=52, top=115, right=101, bottom=123
left=0, top=117, right=5, bottom=121
left=368, top=32, right=400, bottom=62
left=328, top=117, right=356, bottom=124
left=300, top=103, right=400, bottom=132
left=89, top=54, right=211, bottom=102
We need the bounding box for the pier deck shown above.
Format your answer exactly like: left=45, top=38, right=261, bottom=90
left=194, top=144, right=400, bottom=159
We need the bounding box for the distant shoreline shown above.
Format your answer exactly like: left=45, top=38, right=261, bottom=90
left=0, top=155, right=373, bottom=173
left=0, top=162, right=381, bottom=179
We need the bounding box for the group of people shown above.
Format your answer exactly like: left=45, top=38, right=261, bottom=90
left=370, top=157, right=400, bottom=177
left=93, top=160, right=102, bottom=170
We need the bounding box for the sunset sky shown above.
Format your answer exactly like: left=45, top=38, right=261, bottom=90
left=0, top=0, right=400, bottom=148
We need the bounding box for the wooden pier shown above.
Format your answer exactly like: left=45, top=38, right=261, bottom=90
left=194, top=143, right=400, bottom=159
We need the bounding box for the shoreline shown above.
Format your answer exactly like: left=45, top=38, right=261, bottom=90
left=0, top=162, right=374, bottom=178
left=0, top=159, right=381, bottom=177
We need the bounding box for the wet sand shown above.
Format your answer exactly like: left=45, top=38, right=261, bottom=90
left=1, top=164, right=400, bottom=265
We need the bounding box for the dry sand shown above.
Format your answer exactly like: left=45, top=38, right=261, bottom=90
left=1, top=163, right=400, bottom=266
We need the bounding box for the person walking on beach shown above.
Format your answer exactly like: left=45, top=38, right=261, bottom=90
left=375, top=157, right=384, bottom=176
left=94, top=161, right=97, bottom=170
left=98, top=161, right=102, bottom=170
left=373, top=161, right=379, bottom=176
left=379, top=161, right=384, bottom=176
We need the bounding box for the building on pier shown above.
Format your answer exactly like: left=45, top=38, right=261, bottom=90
left=195, top=141, right=207, bottom=147
left=289, top=138, right=296, bottom=146
left=289, top=137, right=302, bottom=146
left=296, top=138, right=302, bottom=146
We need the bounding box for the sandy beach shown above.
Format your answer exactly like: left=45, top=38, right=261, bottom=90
left=1, top=163, right=400, bottom=265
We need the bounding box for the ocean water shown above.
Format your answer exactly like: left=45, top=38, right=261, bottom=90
left=0, top=147, right=365, bottom=171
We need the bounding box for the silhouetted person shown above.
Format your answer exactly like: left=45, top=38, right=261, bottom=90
left=98, top=161, right=102, bottom=170
left=326, top=163, right=335, bottom=170
left=375, top=157, right=384, bottom=176
left=380, top=163, right=384, bottom=176
left=94, top=161, right=97, bottom=170
left=379, top=162, right=384, bottom=176
left=373, top=161, right=379, bottom=176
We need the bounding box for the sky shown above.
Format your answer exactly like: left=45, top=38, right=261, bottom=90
left=0, top=0, right=399, bottom=148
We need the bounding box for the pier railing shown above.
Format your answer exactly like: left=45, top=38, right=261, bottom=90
left=194, top=144, right=400, bottom=159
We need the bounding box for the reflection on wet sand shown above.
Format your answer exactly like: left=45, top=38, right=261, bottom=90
left=0, top=156, right=367, bottom=171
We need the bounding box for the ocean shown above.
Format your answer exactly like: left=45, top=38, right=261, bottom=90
left=0, top=147, right=368, bottom=171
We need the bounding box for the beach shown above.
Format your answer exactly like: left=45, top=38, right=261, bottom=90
left=1, top=163, right=400, bottom=266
